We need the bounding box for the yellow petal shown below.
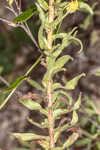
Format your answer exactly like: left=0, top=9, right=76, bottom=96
left=9, top=0, right=14, bottom=5
left=67, top=0, right=79, bottom=13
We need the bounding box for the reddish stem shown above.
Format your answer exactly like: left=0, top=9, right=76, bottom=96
left=47, top=80, right=55, bottom=148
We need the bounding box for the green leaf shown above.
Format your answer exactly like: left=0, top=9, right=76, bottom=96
left=69, top=36, right=83, bottom=53
left=6, top=76, right=26, bottom=91
left=52, top=91, right=60, bottom=103
left=52, top=68, right=66, bottom=76
left=79, top=2, right=93, bottom=15
left=57, top=123, right=70, bottom=133
left=55, top=55, right=73, bottom=70
left=28, top=118, right=44, bottom=129
left=41, top=119, right=49, bottom=128
left=54, top=131, right=60, bottom=143
left=52, top=45, right=66, bottom=58
left=19, top=99, right=41, bottom=110
left=0, top=76, right=26, bottom=110
left=65, top=73, right=85, bottom=90
left=36, top=3, right=46, bottom=24
left=74, top=93, right=81, bottom=110
left=60, top=91, right=73, bottom=105
left=38, top=24, right=45, bottom=49
left=13, top=5, right=37, bottom=23
left=52, top=83, right=63, bottom=90
left=56, top=0, right=62, bottom=4
left=71, top=111, right=78, bottom=126
left=0, top=88, right=16, bottom=110
left=53, top=109, right=70, bottom=119
left=12, top=133, right=47, bottom=141
left=76, top=138, right=91, bottom=147
left=80, top=118, right=88, bottom=127
left=84, top=108, right=95, bottom=116
left=42, top=71, right=50, bottom=88
left=85, top=97, right=97, bottom=112
left=53, top=33, right=66, bottom=40
left=96, top=142, right=100, bottom=149
left=63, top=133, right=79, bottom=149
left=19, top=99, right=47, bottom=116
left=80, top=15, right=91, bottom=30
left=9, top=0, right=14, bottom=5
left=50, top=55, right=72, bottom=76
left=37, top=0, right=48, bottom=11
left=27, top=78, right=44, bottom=92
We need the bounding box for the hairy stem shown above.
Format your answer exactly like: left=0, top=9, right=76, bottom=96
left=47, top=0, right=54, bottom=49
left=47, top=80, right=55, bottom=148
left=47, top=0, right=55, bottom=148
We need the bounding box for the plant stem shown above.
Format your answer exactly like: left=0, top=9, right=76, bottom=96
left=47, top=80, right=55, bottom=148
left=48, top=0, right=54, bottom=50
left=47, top=0, right=55, bottom=148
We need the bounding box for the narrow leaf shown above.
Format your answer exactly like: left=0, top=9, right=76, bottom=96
left=12, top=133, right=47, bottom=141
left=69, top=36, right=83, bottom=53
left=65, top=73, right=85, bottom=90
left=28, top=118, right=44, bottom=129
left=52, top=83, right=63, bottom=90
left=52, top=91, right=60, bottom=103
left=38, top=24, right=45, bottom=49
left=27, top=78, right=44, bottom=92
left=36, top=3, right=45, bottom=24
left=79, top=2, right=93, bottom=15
left=60, top=91, right=73, bottom=105
left=56, top=0, right=62, bottom=4
left=13, top=5, right=37, bottom=23
left=37, top=0, right=48, bottom=11
left=19, top=99, right=41, bottom=110
left=42, top=71, right=50, bottom=88
left=0, top=76, right=26, bottom=110
left=74, top=93, right=81, bottom=110
left=19, top=99, right=47, bottom=116
left=53, top=109, right=70, bottom=119
left=76, top=138, right=91, bottom=147
left=54, top=131, right=60, bottom=143
left=0, top=88, right=16, bottom=110
left=52, top=68, right=66, bottom=76
left=63, top=133, right=79, bottom=149
left=55, top=55, right=73, bottom=69
left=6, top=76, right=26, bottom=91
left=71, top=111, right=78, bottom=126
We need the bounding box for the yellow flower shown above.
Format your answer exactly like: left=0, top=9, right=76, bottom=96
left=66, top=0, right=79, bottom=14
left=8, top=0, right=14, bottom=5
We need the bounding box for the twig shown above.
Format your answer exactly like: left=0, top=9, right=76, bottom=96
left=15, top=0, right=22, bottom=13
left=0, top=18, right=17, bottom=27
left=0, top=76, right=10, bottom=87
left=21, top=23, right=41, bottom=52
left=3, top=0, right=42, bottom=53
